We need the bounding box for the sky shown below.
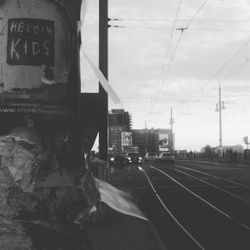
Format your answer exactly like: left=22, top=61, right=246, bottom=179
left=80, top=0, right=250, bottom=151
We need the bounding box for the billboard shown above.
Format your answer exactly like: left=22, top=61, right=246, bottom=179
left=121, top=132, right=132, bottom=147
left=159, top=130, right=170, bottom=152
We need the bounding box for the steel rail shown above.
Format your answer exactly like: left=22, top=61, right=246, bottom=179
left=176, top=163, right=250, bottom=190
left=174, top=168, right=248, bottom=203
left=148, top=165, right=250, bottom=231
left=137, top=166, right=205, bottom=250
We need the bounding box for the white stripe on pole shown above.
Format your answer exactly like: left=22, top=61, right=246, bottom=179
left=81, top=0, right=89, bottom=25
left=82, top=51, right=121, bottom=104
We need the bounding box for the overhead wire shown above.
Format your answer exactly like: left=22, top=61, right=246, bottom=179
left=200, top=39, right=250, bottom=91
left=110, top=17, right=250, bottom=23
left=161, top=31, right=184, bottom=83
left=110, top=25, right=250, bottom=33
left=150, top=0, right=183, bottom=114
left=211, top=0, right=249, bottom=4
left=153, top=0, right=211, bottom=114
left=221, top=59, right=249, bottom=82
left=110, top=1, right=249, bottom=113
left=148, top=0, right=210, bottom=115
left=154, top=0, right=183, bottom=93
left=185, top=0, right=210, bottom=28
left=153, top=0, right=209, bottom=104
left=196, top=41, right=250, bottom=106
left=188, top=27, right=250, bottom=33
left=159, top=0, right=210, bottom=83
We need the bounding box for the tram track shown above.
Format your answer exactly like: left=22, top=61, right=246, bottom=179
left=175, top=164, right=250, bottom=190
left=175, top=164, right=250, bottom=202
left=138, top=164, right=250, bottom=249
left=138, top=166, right=204, bottom=250
left=177, top=160, right=250, bottom=188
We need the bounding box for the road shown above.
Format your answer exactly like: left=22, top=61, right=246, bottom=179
left=109, top=160, right=250, bottom=250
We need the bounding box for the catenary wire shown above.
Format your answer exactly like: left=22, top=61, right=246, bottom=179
left=222, top=59, right=249, bottom=82
left=110, top=25, right=250, bottom=33
left=200, top=39, right=249, bottom=91
left=154, top=0, right=209, bottom=104
left=110, top=18, right=250, bottom=23
left=186, top=0, right=210, bottom=28
left=150, top=0, right=183, bottom=113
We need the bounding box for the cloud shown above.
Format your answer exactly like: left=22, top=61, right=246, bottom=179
left=82, top=0, right=250, bottom=150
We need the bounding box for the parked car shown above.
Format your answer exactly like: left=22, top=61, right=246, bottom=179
left=128, top=152, right=142, bottom=165
left=144, top=152, right=157, bottom=162
left=156, top=152, right=175, bottom=163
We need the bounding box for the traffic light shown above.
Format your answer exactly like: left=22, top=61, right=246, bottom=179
left=243, top=136, right=248, bottom=144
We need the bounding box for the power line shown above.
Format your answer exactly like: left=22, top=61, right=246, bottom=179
left=150, top=0, right=209, bottom=113
left=161, top=31, right=184, bottom=82
left=186, top=0, right=209, bottom=28
left=158, top=0, right=209, bottom=89
left=200, top=39, right=249, bottom=91
left=110, top=25, right=250, bottom=33
left=188, top=27, right=250, bottom=33
left=211, top=0, right=250, bottom=5
left=156, top=0, right=183, bottom=91
left=110, top=18, right=250, bottom=23
left=222, top=59, right=249, bottom=82
left=150, top=0, right=183, bottom=114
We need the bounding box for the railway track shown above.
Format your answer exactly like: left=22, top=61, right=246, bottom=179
left=136, top=163, right=250, bottom=250
left=177, top=160, right=250, bottom=188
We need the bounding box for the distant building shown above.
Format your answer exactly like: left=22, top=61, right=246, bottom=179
left=131, top=128, right=174, bottom=156
left=109, top=109, right=131, bottom=130
left=108, top=111, right=175, bottom=156
left=132, top=129, right=159, bottom=156
left=108, top=109, right=131, bottom=154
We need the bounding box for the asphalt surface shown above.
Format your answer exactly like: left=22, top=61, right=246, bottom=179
left=85, top=160, right=167, bottom=250
left=109, top=160, right=250, bottom=250
left=86, top=206, right=166, bottom=250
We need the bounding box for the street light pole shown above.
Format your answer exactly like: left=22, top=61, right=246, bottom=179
left=215, top=84, right=225, bottom=160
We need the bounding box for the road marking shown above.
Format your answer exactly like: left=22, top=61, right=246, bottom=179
left=138, top=166, right=205, bottom=250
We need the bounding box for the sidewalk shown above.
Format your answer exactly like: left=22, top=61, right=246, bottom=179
left=86, top=160, right=167, bottom=250
left=85, top=207, right=167, bottom=250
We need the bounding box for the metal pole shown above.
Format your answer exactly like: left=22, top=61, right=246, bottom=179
left=219, top=84, right=222, bottom=158
left=145, top=120, right=148, bottom=154
left=99, top=0, right=108, bottom=161
left=216, top=83, right=225, bottom=160
left=169, top=107, right=174, bottom=153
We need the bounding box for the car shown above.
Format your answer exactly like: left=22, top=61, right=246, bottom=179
left=156, top=152, right=175, bottom=163
left=144, top=152, right=157, bottom=162
left=109, top=154, right=131, bottom=168
left=127, top=152, right=142, bottom=164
